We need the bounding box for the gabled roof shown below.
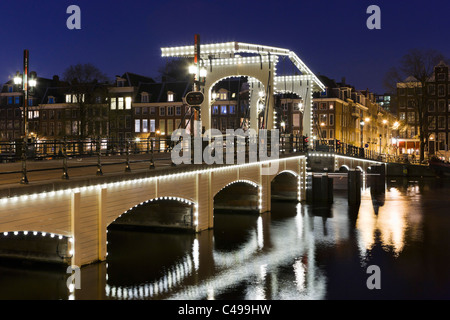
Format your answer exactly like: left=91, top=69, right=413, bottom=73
left=121, top=72, right=155, bottom=87
left=136, top=80, right=191, bottom=103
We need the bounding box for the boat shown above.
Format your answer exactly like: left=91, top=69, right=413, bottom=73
left=429, top=156, right=450, bottom=177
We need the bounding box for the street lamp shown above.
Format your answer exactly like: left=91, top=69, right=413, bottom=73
left=360, top=120, right=365, bottom=149
left=16, top=50, right=37, bottom=184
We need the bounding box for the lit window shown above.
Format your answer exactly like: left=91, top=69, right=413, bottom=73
left=142, top=119, right=148, bottom=133
left=167, top=92, right=174, bottom=102
left=135, top=119, right=141, bottom=133
left=118, top=97, right=124, bottom=109
left=125, top=97, right=132, bottom=109
left=48, top=97, right=54, bottom=104
left=65, top=94, right=72, bottom=103
left=229, top=105, right=235, bottom=114
left=15, top=96, right=20, bottom=104
left=150, top=119, right=155, bottom=133
left=7, top=97, right=12, bottom=104
left=221, top=106, right=227, bottom=114
left=111, top=97, right=117, bottom=110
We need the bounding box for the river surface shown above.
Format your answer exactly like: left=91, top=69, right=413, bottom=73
left=1, top=177, right=450, bottom=300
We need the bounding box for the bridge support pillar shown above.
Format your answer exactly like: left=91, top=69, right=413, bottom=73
left=71, top=192, right=82, bottom=267
left=98, top=188, right=107, bottom=262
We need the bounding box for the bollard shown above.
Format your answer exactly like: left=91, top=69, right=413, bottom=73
left=96, top=138, right=103, bottom=176
left=149, top=139, right=155, bottom=169
left=348, top=169, right=361, bottom=205
left=125, top=140, right=131, bottom=172
left=62, top=137, right=69, bottom=180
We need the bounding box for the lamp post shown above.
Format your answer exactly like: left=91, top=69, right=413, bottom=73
left=14, top=50, right=37, bottom=184
left=360, top=120, right=365, bottom=148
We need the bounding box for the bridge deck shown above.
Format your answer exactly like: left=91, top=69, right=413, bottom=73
left=0, top=152, right=307, bottom=199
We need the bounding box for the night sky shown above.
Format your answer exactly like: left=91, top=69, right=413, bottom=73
left=1, top=0, right=449, bottom=94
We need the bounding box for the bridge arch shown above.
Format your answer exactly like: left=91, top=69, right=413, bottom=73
left=213, top=179, right=261, bottom=213
left=207, top=74, right=268, bottom=133
left=271, top=170, right=300, bottom=201
left=107, top=196, right=198, bottom=232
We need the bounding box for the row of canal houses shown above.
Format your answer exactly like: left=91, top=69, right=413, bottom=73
left=0, top=70, right=395, bottom=155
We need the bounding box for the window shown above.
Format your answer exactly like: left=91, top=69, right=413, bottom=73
left=159, top=120, right=165, bottom=135
left=329, top=129, right=334, bottom=139
left=221, top=105, right=227, bottom=114
left=319, top=114, right=327, bottom=125
left=28, top=98, right=33, bottom=106
left=15, top=96, right=20, bottom=104
left=428, top=116, right=436, bottom=130
left=65, top=95, right=72, bottom=103
left=399, top=112, right=406, bottom=121
left=167, top=92, right=174, bottom=102
left=118, top=97, right=124, bottom=110
left=329, top=114, right=334, bottom=126
left=167, top=106, right=174, bottom=116
left=150, top=119, right=155, bottom=133
left=141, top=93, right=149, bottom=103
left=428, top=100, right=435, bottom=112
left=117, top=80, right=125, bottom=87
left=438, top=100, right=446, bottom=112
left=175, top=106, right=181, bottom=116
left=135, top=119, right=141, bottom=133
left=142, top=119, right=148, bottom=133
left=428, top=85, right=435, bottom=95
left=438, top=132, right=446, bottom=150
left=407, top=112, right=415, bottom=124
left=319, top=103, right=327, bottom=110
left=135, top=107, right=141, bottom=115
left=218, top=92, right=227, bottom=100
left=143, top=107, right=148, bottom=115
left=150, top=107, right=155, bottom=115
left=167, top=120, right=173, bottom=135
left=407, top=100, right=415, bottom=109
left=282, top=103, right=288, bottom=111
left=212, top=106, right=219, bottom=115
left=72, top=94, right=85, bottom=103
left=160, top=107, right=165, bottom=116
left=125, top=97, right=132, bottom=109
left=48, top=97, right=54, bottom=104
left=229, top=105, right=235, bottom=114
left=111, top=97, right=117, bottom=110
left=7, top=97, right=12, bottom=104
left=438, top=116, right=445, bottom=129
left=398, top=88, right=405, bottom=96
left=438, top=73, right=446, bottom=81
left=8, top=86, right=13, bottom=93
left=438, top=85, right=445, bottom=97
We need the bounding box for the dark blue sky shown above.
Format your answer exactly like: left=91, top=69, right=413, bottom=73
left=1, top=0, right=449, bottom=94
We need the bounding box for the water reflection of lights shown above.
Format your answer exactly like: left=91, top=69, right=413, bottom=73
left=164, top=210, right=326, bottom=300
left=106, top=204, right=331, bottom=300
left=357, top=186, right=415, bottom=260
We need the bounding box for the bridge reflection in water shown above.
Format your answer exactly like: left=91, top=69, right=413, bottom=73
left=2, top=177, right=450, bottom=300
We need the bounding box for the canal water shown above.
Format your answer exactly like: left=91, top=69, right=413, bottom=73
left=1, top=177, right=450, bottom=300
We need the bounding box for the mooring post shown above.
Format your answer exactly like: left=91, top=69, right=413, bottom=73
left=348, top=169, right=361, bottom=205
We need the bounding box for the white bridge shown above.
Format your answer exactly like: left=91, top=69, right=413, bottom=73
left=161, top=41, right=325, bottom=144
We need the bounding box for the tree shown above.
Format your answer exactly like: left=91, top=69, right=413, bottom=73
left=63, top=64, right=109, bottom=140
left=384, top=49, right=448, bottom=161
left=157, top=58, right=193, bottom=82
